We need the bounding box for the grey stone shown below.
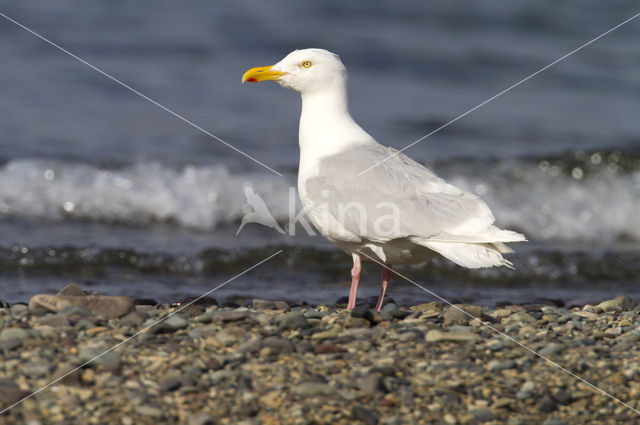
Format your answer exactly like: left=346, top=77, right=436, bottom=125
left=276, top=312, right=310, bottom=330
left=443, top=308, right=469, bottom=326
left=542, top=420, right=568, bottom=425
left=60, top=305, right=93, bottom=318
left=506, top=311, right=536, bottom=323
left=539, top=342, right=564, bottom=357
left=425, top=329, right=479, bottom=343
left=9, top=304, right=29, bottom=315
left=237, top=338, right=262, bottom=354
left=119, top=310, right=148, bottom=326
left=252, top=299, right=289, bottom=310
left=57, top=283, right=87, bottom=296
left=470, top=408, right=494, bottom=422
left=159, top=377, right=183, bottom=392
left=262, top=337, right=293, bottom=354
left=486, top=339, right=507, bottom=351
left=597, top=299, right=623, bottom=312
left=78, top=346, right=122, bottom=372
left=189, top=413, right=215, bottom=425
left=352, top=406, right=378, bottom=425
left=40, top=313, right=71, bottom=327
left=0, top=338, right=22, bottom=351
left=212, top=310, right=249, bottom=322
left=538, top=394, right=556, bottom=413
left=0, top=328, right=38, bottom=341
left=135, top=405, right=163, bottom=418
left=488, top=359, right=516, bottom=371
left=0, top=381, right=29, bottom=406
left=29, top=294, right=132, bottom=319
left=195, top=309, right=216, bottom=323
left=357, top=373, right=385, bottom=395
left=295, top=382, right=335, bottom=397
left=163, top=314, right=189, bottom=330
left=381, top=303, right=397, bottom=313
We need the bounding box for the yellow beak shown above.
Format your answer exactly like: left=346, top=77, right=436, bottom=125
left=242, top=65, right=286, bottom=83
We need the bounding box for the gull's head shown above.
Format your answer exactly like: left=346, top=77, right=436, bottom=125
left=242, top=48, right=347, bottom=95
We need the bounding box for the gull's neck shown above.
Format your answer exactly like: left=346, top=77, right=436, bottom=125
left=298, top=86, right=374, bottom=167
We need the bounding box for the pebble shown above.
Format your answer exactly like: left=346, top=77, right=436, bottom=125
left=78, top=346, right=122, bottom=372
left=488, top=359, right=516, bottom=371
left=252, top=299, right=289, bottom=310
left=295, top=382, right=335, bottom=397
left=425, top=329, right=479, bottom=343
left=162, top=314, right=189, bottom=330
left=29, top=293, right=133, bottom=319
left=539, top=342, right=565, bottom=357
left=276, top=312, right=310, bottom=330
left=1, top=289, right=639, bottom=424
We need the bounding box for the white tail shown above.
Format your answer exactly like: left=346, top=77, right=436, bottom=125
left=416, top=240, right=515, bottom=269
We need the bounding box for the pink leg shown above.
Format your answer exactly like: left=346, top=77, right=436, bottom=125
left=375, top=265, right=392, bottom=312
left=347, top=253, right=362, bottom=310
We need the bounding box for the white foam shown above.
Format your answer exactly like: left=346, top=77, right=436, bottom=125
left=0, top=159, right=291, bottom=229
left=0, top=158, right=638, bottom=243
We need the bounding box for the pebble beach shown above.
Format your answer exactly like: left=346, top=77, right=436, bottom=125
left=1, top=286, right=640, bottom=425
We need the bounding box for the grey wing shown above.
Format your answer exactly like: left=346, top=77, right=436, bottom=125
left=304, top=145, right=498, bottom=243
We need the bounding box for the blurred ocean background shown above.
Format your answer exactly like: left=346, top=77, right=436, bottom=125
left=0, top=1, right=638, bottom=305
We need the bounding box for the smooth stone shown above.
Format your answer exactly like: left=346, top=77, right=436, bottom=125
left=189, top=413, right=215, bottom=425
left=40, top=313, right=71, bottom=327
left=276, top=312, right=310, bottom=330
left=159, top=377, right=183, bottom=392
left=410, top=302, right=443, bottom=312
left=29, top=294, right=133, bottom=319
left=314, top=343, right=346, bottom=354
left=252, top=299, right=289, bottom=310
left=295, top=341, right=314, bottom=353
left=78, top=346, right=122, bottom=372
left=163, top=314, right=189, bottom=330
left=542, top=420, right=568, bottom=425
left=381, top=303, right=398, bottom=313
left=311, top=328, right=341, bottom=340
left=195, top=309, right=216, bottom=324
left=0, top=328, right=39, bottom=341
left=135, top=405, right=163, bottom=418
left=539, top=342, right=564, bottom=356
left=486, top=339, right=507, bottom=351
left=57, top=283, right=87, bottom=296
left=391, top=309, right=412, bottom=319
left=295, top=382, right=335, bottom=397
left=352, top=406, right=378, bottom=425
left=538, top=394, right=556, bottom=412
left=119, top=310, right=148, bottom=326
left=262, top=337, right=293, bottom=354
left=505, top=311, right=536, bottom=323
left=443, top=308, right=469, bottom=326
left=488, top=359, right=516, bottom=371
left=0, top=380, right=30, bottom=406
left=597, top=299, right=623, bottom=312
left=357, top=373, right=385, bottom=395
left=212, top=310, right=250, bottom=322
left=237, top=338, right=262, bottom=354
left=0, top=338, right=22, bottom=351
left=9, top=304, right=29, bottom=314
left=425, top=329, right=479, bottom=343
left=344, top=317, right=370, bottom=328
left=470, top=408, right=494, bottom=422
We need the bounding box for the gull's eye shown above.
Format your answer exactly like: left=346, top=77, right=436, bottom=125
left=302, top=61, right=312, bottom=68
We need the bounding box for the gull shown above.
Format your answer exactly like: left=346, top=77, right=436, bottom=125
left=242, top=49, right=526, bottom=311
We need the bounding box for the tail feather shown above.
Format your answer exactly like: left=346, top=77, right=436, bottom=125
left=414, top=240, right=515, bottom=269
